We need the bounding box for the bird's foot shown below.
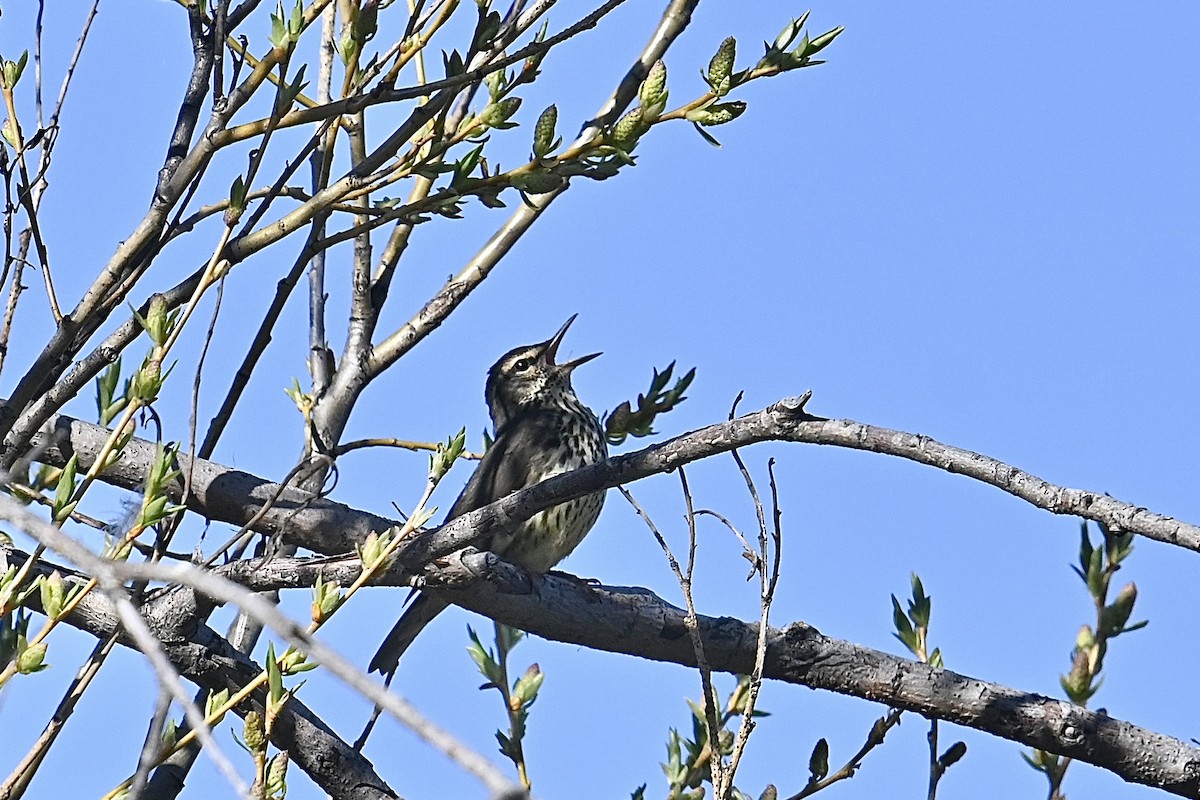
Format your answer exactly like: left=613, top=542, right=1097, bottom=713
left=544, top=569, right=604, bottom=599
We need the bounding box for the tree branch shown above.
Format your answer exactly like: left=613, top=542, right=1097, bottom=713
left=10, top=537, right=1200, bottom=797
left=27, top=393, right=1200, bottom=567
left=1, top=544, right=399, bottom=800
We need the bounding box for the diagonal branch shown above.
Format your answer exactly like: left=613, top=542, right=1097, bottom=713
left=26, top=393, right=1200, bottom=563
left=9, top=536, right=1200, bottom=797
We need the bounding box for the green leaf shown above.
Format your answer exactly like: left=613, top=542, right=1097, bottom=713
left=692, top=121, right=724, bottom=147
left=16, top=640, right=47, bottom=674
left=807, top=737, right=829, bottom=783
left=890, top=594, right=916, bottom=652
left=266, top=642, right=284, bottom=701
left=805, top=26, right=845, bottom=56
left=53, top=455, right=78, bottom=524
left=466, top=626, right=502, bottom=687
left=39, top=571, right=65, bottom=621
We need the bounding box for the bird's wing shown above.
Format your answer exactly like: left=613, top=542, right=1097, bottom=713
left=369, top=413, right=556, bottom=675
left=446, top=411, right=558, bottom=520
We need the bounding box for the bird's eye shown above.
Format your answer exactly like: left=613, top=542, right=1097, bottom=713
left=512, top=357, right=534, bottom=372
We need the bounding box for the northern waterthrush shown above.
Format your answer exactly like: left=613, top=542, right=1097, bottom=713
left=369, top=315, right=608, bottom=675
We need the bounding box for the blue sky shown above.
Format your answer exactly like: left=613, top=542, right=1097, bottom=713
left=1, top=2, right=1198, bottom=798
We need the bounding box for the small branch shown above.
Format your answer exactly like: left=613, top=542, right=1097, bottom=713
left=27, top=394, right=1200, bottom=565
left=620, top=483, right=725, bottom=792
left=333, top=436, right=482, bottom=460
left=0, top=635, right=118, bottom=799
left=723, top=457, right=782, bottom=793
left=787, top=710, right=903, bottom=799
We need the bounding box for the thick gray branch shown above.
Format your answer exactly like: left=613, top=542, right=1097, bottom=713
left=427, top=557, right=1200, bottom=797
left=116, top=548, right=1200, bottom=796
left=12, top=380, right=1200, bottom=795
left=30, top=396, right=1200, bottom=565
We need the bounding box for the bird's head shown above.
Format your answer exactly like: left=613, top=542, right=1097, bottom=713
left=484, top=314, right=600, bottom=430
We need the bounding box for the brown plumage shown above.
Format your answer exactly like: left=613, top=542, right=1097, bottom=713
left=369, top=316, right=608, bottom=675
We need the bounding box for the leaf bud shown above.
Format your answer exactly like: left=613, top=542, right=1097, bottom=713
left=707, top=36, right=736, bottom=95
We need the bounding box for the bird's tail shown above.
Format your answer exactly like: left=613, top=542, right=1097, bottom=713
left=368, top=593, right=450, bottom=675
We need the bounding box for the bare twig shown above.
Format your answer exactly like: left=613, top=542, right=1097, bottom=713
left=679, top=468, right=728, bottom=793
left=787, top=710, right=904, bottom=799
left=104, top=590, right=248, bottom=799
left=333, top=436, right=482, bottom=460
left=620, top=483, right=725, bottom=792
left=0, top=635, right=118, bottom=799
left=722, top=458, right=783, bottom=794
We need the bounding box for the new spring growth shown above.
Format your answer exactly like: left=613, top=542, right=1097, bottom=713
left=479, top=97, right=521, bottom=130
left=243, top=710, right=267, bottom=753
left=638, top=60, right=669, bottom=122
left=95, top=357, right=127, bottom=426
left=760, top=15, right=844, bottom=71
left=484, top=66, right=507, bottom=101
left=466, top=627, right=504, bottom=689
left=1102, top=582, right=1138, bottom=634
left=265, top=644, right=286, bottom=733
left=137, top=443, right=186, bottom=530
left=226, top=174, right=248, bottom=227
left=611, top=107, right=645, bottom=152
left=604, top=362, right=695, bottom=445
left=1, top=120, right=17, bottom=149
left=532, top=104, right=560, bottom=159
left=340, top=0, right=379, bottom=64
left=512, top=169, right=564, bottom=195
left=510, top=663, right=544, bottom=710
left=275, top=65, right=309, bottom=116
left=160, top=719, right=179, bottom=751
left=772, top=13, right=810, bottom=54
left=52, top=454, right=79, bottom=525
left=760, top=13, right=808, bottom=70
left=310, top=575, right=342, bottom=624
left=140, top=295, right=172, bottom=348
left=686, top=101, right=746, bottom=128
left=891, top=573, right=942, bottom=667
left=0, top=566, right=40, bottom=615
left=808, top=738, right=830, bottom=784
left=430, top=428, right=467, bottom=483
left=39, top=571, right=65, bottom=621
left=939, top=741, right=968, bottom=769
left=356, top=529, right=394, bottom=570
left=127, top=295, right=178, bottom=403
left=471, top=9, right=504, bottom=55
left=205, top=688, right=232, bottom=726
left=267, top=0, right=305, bottom=51
left=1062, top=625, right=1101, bottom=704
left=284, top=378, right=315, bottom=418
left=0, top=51, right=28, bottom=90
left=805, top=26, right=845, bottom=58
left=706, top=36, right=737, bottom=97
left=16, top=640, right=47, bottom=675
left=266, top=752, right=289, bottom=800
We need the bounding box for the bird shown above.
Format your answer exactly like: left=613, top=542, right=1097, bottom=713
left=369, top=315, right=608, bottom=676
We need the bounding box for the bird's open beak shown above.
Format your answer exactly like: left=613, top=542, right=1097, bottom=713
left=542, top=314, right=601, bottom=370
left=561, top=351, right=601, bottom=371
